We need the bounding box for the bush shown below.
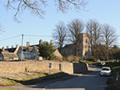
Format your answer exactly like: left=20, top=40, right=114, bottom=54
left=107, top=77, right=116, bottom=84
left=54, top=56, right=62, bottom=61
left=62, top=57, right=66, bottom=61
left=119, top=61, right=120, bottom=66
left=66, top=55, right=81, bottom=62
left=73, top=56, right=81, bottom=62
left=66, top=55, right=74, bottom=61
left=106, top=85, right=117, bottom=90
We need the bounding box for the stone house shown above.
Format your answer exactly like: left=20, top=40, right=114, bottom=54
left=0, top=45, right=19, bottom=61
left=61, top=33, right=90, bottom=59
left=0, top=39, right=62, bottom=61
left=17, top=40, right=63, bottom=60
left=17, top=43, right=40, bottom=60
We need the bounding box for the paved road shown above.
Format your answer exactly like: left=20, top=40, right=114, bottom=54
left=44, top=66, right=110, bottom=90
left=1, top=66, right=110, bottom=90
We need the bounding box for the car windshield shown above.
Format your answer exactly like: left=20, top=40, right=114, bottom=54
left=102, top=68, right=110, bottom=71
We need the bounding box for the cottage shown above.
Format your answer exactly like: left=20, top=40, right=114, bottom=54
left=0, top=46, right=19, bottom=61
left=17, top=40, right=63, bottom=60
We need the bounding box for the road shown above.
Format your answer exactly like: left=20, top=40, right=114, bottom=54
left=1, top=66, right=110, bottom=90
left=44, top=66, right=109, bottom=90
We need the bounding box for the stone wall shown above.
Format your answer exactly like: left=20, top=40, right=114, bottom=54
left=73, top=62, right=88, bottom=73
left=0, top=61, right=88, bottom=74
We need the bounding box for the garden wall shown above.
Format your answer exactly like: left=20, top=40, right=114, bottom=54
left=0, top=61, right=88, bottom=74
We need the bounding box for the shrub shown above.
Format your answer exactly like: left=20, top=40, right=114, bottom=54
left=106, top=85, right=117, bottom=90
left=73, top=56, right=81, bottom=62
left=66, top=55, right=74, bottom=61
left=62, top=57, right=66, bottom=61
left=54, top=56, right=62, bottom=61
left=119, top=61, right=120, bottom=66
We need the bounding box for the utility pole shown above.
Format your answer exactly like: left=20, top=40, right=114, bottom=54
left=21, top=34, right=24, bottom=61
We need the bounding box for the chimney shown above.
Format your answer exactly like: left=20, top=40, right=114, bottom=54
left=6, top=46, right=9, bottom=49
left=2, top=47, right=5, bottom=51
left=11, top=45, right=14, bottom=48
left=50, top=40, right=53, bottom=45
left=39, top=39, right=42, bottom=45
left=16, top=45, right=19, bottom=48
left=26, top=42, right=30, bottom=47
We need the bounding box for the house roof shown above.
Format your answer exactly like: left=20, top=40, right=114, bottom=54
left=62, top=44, right=75, bottom=49
left=2, top=52, right=18, bottom=58
left=33, top=46, right=39, bottom=51
left=5, top=48, right=16, bottom=53
left=28, top=47, right=33, bottom=52
left=20, top=46, right=28, bottom=51
left=0, top=48, right=2, bottom=53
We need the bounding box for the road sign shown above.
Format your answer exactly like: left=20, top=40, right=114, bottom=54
left=49, top=63, right=52, bottom=66
left=49, top=65, right=51, bottom=68
left=49, top=63, right=52, bottom=75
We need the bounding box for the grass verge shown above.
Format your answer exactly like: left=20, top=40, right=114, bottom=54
left=0, top=88, right=17, bottom=90
left=0, top=72, right=69, bottom=86
left=104, top=62, right=120, bottom=90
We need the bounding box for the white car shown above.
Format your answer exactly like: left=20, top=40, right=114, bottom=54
left=100, top=67, right=111, bottom=76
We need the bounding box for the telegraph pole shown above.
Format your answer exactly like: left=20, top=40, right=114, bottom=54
left=21, top=34, right=24, bottom=61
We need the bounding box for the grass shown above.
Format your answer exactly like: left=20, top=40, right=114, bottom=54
left=0, top=88, right=17, bottom=90
left=104, top=61, right=120, bottom=90
left=82, top=60, right=97, bottom=65
left=107, top=76, right=117, bottom=84
left=0, top=72, right=69, bottom=86
left=106, top=84, right=118, bottom=90
left=83, top=60, right=111, bottom=65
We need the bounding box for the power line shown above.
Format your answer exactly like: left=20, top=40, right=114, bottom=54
left=0, top=34, right=52, bottom=42
left=0, top=35, right=21, bottom=41
left=24, top=35, right=52, bottom=37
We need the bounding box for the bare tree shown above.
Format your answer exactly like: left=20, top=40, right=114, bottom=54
left=102, top=24, right=117, bottom=47
left=67, top=19, right=84, bottom=56
left=52, top=21, right=67, bottom=53
left=86, top=19, right=102, bottom=60
left=5, top=0, right=88, bottom=22
left=102, top=24, right=117, bottom=60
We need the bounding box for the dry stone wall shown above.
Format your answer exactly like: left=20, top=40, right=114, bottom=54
left=0, top=61, right=88, bottom=74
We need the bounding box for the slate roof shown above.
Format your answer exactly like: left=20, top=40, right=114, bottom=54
left=2, top=52, right=18, bottom=58
left=5, top=48, right=16, bottom=53
left=28, top=47, right=33, bottom=52
left=0, top=48, right=2, bottom=53
left=62, top=44, right=75, bottom=49
left=33, top=46, right=39, bottom=51
left=20, top=46, right=28, bottom=51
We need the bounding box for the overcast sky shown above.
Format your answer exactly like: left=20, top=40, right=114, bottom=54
left=0, top=0, right=120, bottom=48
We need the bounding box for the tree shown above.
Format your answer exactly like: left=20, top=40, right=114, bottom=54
left=102, top=24, right=117, bottom=60
left=86, top=19, right=102, bottom=60
left=5, top=0, right=88, bottom=22
left=91, top=44, right=106, bottom=60
left=111, top=46, right=120, bottom=60
left=39, top=41, right=55, bottom=60
left=52, top=21, right=67, bottom=53
left=67, top=19, right=84, bottom=56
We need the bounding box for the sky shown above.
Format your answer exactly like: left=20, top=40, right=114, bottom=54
left=0, top=0, right=120, bottom=48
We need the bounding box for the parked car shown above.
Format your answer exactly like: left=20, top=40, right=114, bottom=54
left=101, top=62, right=106, bottom=65
left=113, top=60, right=119, bottom=63
left=96, top=59, right=100, bottom=62
left=96, top=62, right=106, bottom=66
left=100, top=67, right=111, bottom=76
